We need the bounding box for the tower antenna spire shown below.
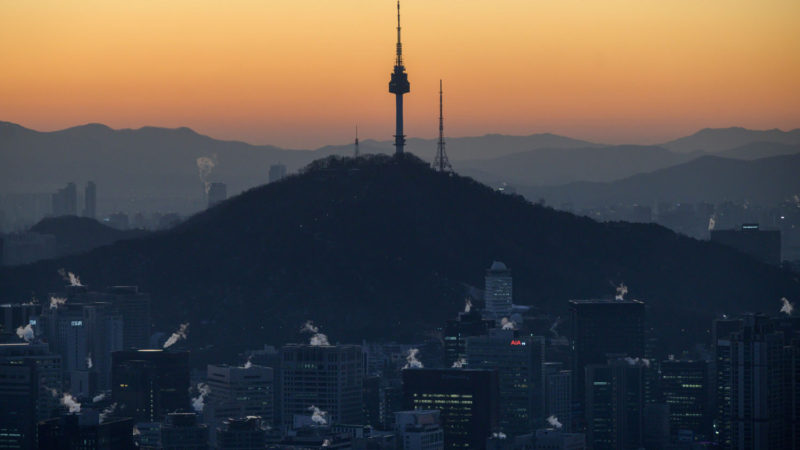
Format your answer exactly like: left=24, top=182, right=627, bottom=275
left=354, top=125, right=360, bottom=157
left=388, top=0, right=410, bottom=155
left=433, top=79, right=452, bottom=172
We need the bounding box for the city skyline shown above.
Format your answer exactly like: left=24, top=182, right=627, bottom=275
left=1, top=0, right=798, bottom=148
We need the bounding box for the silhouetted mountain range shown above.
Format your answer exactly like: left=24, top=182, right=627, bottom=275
left=29, top=216, right=148, bottom=258
left=3, top=122, right=798, bottom=203
left=1, top=155, right=796, bottom=359
left=519, top=153, right=800, bottom=208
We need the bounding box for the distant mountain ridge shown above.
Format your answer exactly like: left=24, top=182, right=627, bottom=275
left=660, top=127, right=800, bottom=153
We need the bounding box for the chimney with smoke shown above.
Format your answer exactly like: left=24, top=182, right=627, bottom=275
left=780, top=297, right=794, bottom=316
left=615, top=282, right=628, bottom=301
left=300, top=321, right=330, bottom=346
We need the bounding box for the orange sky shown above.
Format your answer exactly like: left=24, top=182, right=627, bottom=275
left=1, top=0, right=799, bottom=148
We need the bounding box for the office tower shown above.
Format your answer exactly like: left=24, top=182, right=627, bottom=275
left=584, top=358, right=646, bottom=450
left=544, top=363, right=572, bottom=432
left=660, top=359, right=711, bottom=441
left=729, top=314, right=797, bottom=449
left=52, top=182, right=78, bottom=216
left=642, top=403, right=670, bottom=449
left=484, top=261, right=513, bottom=320
left=569, top=299, right=645, bottom=410
left=247, top=345, right=281, bottom=426
left=37, top=414, right=135, bottom=450
left=83, top=181, right=96, bottom=219
left=207, top=182, right=227, bottom=208
left=466, top=329, right=545, bottom=435
left=104, top=286, right=151, bottom=350
left=160, top=412, right=209, bottom=450
left=281, top=344, right=364, bottom=427
left=268, top=164, right=287, bottom=183
left=443, top=309, right=494, bottom=368
left=82, top=302, right=123, bottom=392
left=0, top=343, right=61, bottom=449
left=402, top=368, right=499, bottom=449
left=0, top=302, right=40, bottom=335
left=206, top=364, right=274, bottom=425
left=394, top=410, right=445, bottom=450
left=111, top=349, right=190, bottom=422
left=710, top=224, right=781, bottom=265
left=388, top=0, right=410, bottom=155
left=216, top=417, right=266, bottom=450
left=532, top=429, right=586, bottom=450
left=712, top=316, right=743, bottom=448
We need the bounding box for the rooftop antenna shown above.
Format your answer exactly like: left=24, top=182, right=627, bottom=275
left=354, top=125, right=360, bottom=157
left=433, top=79, right=452, bottom=172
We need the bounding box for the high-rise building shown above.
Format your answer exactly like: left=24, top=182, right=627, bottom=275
left=280, top=344, right=364, bottom=427
left=111, top=349, right=190, bottom=422
left=569, top=299, right=645, bottom=411
left=402, top=368, right=499, bottom=449
left=532, top=428, right=586, bottom=450
left=0, top=342, right=61, bottom=449
left=37, top=413, right=135, bottom=450
left=484, top=262, right=513, bottom=320
left=544, top=362, right=572, bottom=432
left=584, top=358, right=646, bottom=450
left=710, top=224, right=781, bottom=265
left=394, top=410, right=445, bottom=450
left=268, top=164, right=287, bottom=183
left=160, top=412, right=209, bottom=450
left=0, top=302, right=40, bottom=335
left=206, top=364, right=274, bottom=427
left=443, top=309, right=494, bottom=368
left=207, top=183, right=227, bottom=208
left=466, top=329, right=545, bottom=435
left=105, top=286, right=151, bottom=350
left=216, top=417, right=266, bottom=450
left=83, top=181, right=96, bottom=219
left=660, top=359, right=711, bottom=441
left=52, top=182, right=78, bottom=217
left=729, top=314, right=799, bottom=449
left=712, top=316, right=743, bottom=448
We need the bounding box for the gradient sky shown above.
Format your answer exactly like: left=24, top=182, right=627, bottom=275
left=1, top=0, right=799, bottom=148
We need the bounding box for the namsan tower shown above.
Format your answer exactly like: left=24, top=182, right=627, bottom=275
left=388, top=1, right=410, bottom=155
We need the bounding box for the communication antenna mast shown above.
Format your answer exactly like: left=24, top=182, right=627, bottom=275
left=354, top=125, right=360, bottom=157
left=433, top=79, right=452, bottom=172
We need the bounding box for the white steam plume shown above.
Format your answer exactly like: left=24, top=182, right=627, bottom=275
left=196, top=156, right=217, bottom=194
left=615, top=282, right=628, bottom=301
left=163, top=323, right=189, bottom=348
left=708, top=216, right=716, bottom=231
left=58, top=268, right=83, bottom=287
left=403, top=348, right=424, bottom=369
left=16, top=324, right=34, bottom=342
left=464, top=298, right=472, bottom=313
left=780, top=297, right=794, bottom=316
left=191, top=383, right=210, bottom=413
left=452, top=358, right=466, bottom=368
left=61, top=393, right=81, bottom=413
left=49, top=296, right=67, bottom=309
left=492, top=432, right=507, bottom=439
left=86, top=354, right=93, bottom=369
left=92, top=393, right=106, bottom=403
left=308, top=405, right=328, bottom=426
left=322, top=439, right=332, bottom=447
left=300, top=321, right=330, bottom=346
left=243, top=355, right=253, bottom=369
left=546, top=415, right=563, bottom=429
left=501, top=317, right=516, bottom=330
left=624, top=357, right=651, bottom=368
left=549, top=317, right=562, bottom=338
left=99, top=403, right=117, bottom=423
left=132, top=426, right=141, bottom=436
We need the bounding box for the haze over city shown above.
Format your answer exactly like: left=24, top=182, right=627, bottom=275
left=1, top=1, right=799, bottom=450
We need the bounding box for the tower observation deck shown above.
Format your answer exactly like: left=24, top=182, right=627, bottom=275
left=388, top=1, right=410, bottom=155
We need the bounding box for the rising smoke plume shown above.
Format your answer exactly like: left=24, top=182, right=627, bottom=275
left=49, top=296, right=67, bottom=309
left=546, top=415, right=563, bottom=429
left=615, top=283, right=628, bottom=301
left=16, top=324, right=34, bottom=342
left=549, top=317, right=562, bottom=338
left=163, top=323, right=190, bottom=348
left=452, top=358, right=467, bottom=368
left=61, top=393, right=81, bottom=413
left=624, top=357, right=651, bottom=367
left=708, top=216, right=716, bottom=231
left=192, top=383, right=210, bottom=413
left=492, top=432, right=507, bottom=439
left=93, top=393, right=106, bottom=403
left=99, top=403, right=117, bottom=423
left=403, top=348, right=424, bottom=369
left=300, top=321, right=330, bottom=346
left=501, top=317, right=517, bottom=330
left=196, top=156, right=217, bottom=194
left=243, top=355, right=253, bottom=369
left=781, top=297, right=794, bottom=316
left=58, top=268, right=83, bottom=287
left=464, top=298, right=472, bottom=313
left=86, top=354, right=93, bottom=369
left=308, top=405, right=328, bottom=426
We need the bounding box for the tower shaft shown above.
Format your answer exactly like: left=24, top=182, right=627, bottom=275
left=434, top=79, right=452, bottom=172
left=388, top=1, right=410, bottom=155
